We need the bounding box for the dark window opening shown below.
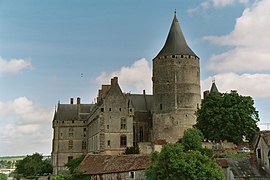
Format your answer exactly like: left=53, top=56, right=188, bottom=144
left=130, top=171, right=135, bottom=178
left=139, top=126, right=144, bottom=142
left=107, top=140, right=111, bottom=147
left=121, top=118, right=127, bottom=130
left=101, top=108, right=104, bottom=112
left=129, top=108, right=132, bottom=112
left=82, top=141, right=87, bottom=150
left=109, top=108, right=112, bottom=111
left=119, top=108, right=121, bottom=111
left=181, top=55, right=183, bottom=58
left=107, top=125, right=109, bottom=129
left=72, top=120, right=74, bottom=123
left=56, top=121, right=58, bottom=123
left=258, top=149, right=262, bottom=159
left=172, top=55, right=175, bottom=58
left=62, top=121, right=64, bottom=123
left=68, top=156, right=73, bottom=162
left=84, top=128, right=86, bottom=131
left=120, top=135, right=127, bottom=147
left=160, top=104, right=163, bottom=110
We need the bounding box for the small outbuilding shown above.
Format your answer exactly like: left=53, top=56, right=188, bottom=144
left=80, top=154, right=152, bottom=180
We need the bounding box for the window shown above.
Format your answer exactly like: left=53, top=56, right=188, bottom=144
left=68, top=156, right=73, bottom=162
left=120, top=135, right=127, bottom=147
left=139, top=126, right=144, bottom=142
left=68, top=140, right=73, bottom=150
left=258, top=149, right=261, bottom=159
left=107, top=140, right=111, bottom=147
left=129, top=171, right=135, bottom=179
left=109, top=108, right=112, bottom=111
left=84, top=128, right=86, bottom=131
left=119, top=108, right=121, bottom=111
left=101, top=108, right=104, bottom=112
left=72, top=120, right=74, bottom=123
left=121, top=118, right=126, bottom=130
left=69, top=128, right=74, bottom=137
left=82, top=141, right=87, bottom=150
left=160, top=104, right=163, bottom=110
left=107, top=125, right=109, bottom=129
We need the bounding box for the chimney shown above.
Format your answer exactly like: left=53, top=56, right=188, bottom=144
left=203, top=90, right=209, bottom=99
left=70, top=98, right=74, bottom=104
left=77, top=97, right=81, bottom=114
left=111, top=77, right=118, bottom=86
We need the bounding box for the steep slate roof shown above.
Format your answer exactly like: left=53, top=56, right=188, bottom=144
left=128, top=94, right=154, bottom=111
left=210, top=81, right=219, bottom=93
left=54, top=104, right=93, bottom=121
left=155, top=13, right=197, bottom=58
left=80, top=154, right=152, bottom=175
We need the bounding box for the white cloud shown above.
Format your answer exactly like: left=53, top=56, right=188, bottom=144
left=202, top=72, right=270, bottom=97
left=188, top=0, right=249, bottom=14
left=0, top=57, right=32, bottom=76
left=0, top=97, right=54, bottom=156
left=95, top=58, right=152, bottom=94
left=204, top=0, right=270, bottom=72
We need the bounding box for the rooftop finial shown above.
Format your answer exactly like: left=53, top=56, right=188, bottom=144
left=174, top=9, right=176, bottom=16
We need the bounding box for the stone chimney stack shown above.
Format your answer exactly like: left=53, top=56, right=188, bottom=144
left=70, top=98, right=74, bottom=104
left=111, top=77, right=118, bottom=86
left=77, top=97, right=81, bottom=114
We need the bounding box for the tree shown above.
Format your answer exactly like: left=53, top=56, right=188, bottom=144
left=15, top=153, right=52, bottom=177
left=145, top=143, right=224, bottom=180
left=0, top=173, right=7, bottom=180
left=196, top=91, right=260, bottom=144
left=65, top=155, right=87, bottom=180
left=181, top=128, right=203, bottom=151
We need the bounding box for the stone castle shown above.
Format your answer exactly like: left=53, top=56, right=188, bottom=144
left=51, top=13, right=201, bottom=174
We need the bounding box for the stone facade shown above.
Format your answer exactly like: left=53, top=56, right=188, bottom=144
left=52, top=13, right=201, bottom=174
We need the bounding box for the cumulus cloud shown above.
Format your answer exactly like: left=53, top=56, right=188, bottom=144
left=188, top=0, right=249, bottom=14
left=0, top=97, right=54, bottom=156
left=0, top=57, right=32, bottom=76
left=204, top=0, right=270, bottom=72
left=201, top=73, right=270, bottom=97
left=95, top=58, right=152, bottom=94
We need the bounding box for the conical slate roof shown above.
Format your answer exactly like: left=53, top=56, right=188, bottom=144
left=210, top=81, right=219, bottom=93
left=156, top=14, right=197, bottom=58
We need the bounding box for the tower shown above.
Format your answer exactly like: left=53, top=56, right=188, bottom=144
left=152, top=13, right=201, bottom=143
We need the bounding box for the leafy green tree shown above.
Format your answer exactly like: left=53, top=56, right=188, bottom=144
left=15, top=153, right=52, bottom=177
left=65, top=155, right=85, bottom=174
left=0, top=173, right=7, bottom=180
left=196, top=91, right=259, bottom=144
left=181, top=128, right=203, bottom=151
left=145, top=143, right=224, bottom=180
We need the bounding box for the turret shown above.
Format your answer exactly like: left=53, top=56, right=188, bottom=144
left=152, top=12, right=201, bottom=143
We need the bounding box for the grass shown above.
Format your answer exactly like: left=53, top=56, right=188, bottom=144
left=224, top=153, right=251, bottom=158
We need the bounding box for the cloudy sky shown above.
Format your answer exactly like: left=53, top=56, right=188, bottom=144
left=0, top=0, right=270, bottom=156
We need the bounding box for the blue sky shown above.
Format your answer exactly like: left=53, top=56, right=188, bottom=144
left=1, top=0, right=270, bottom=156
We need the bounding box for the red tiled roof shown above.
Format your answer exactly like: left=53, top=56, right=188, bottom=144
left=80, top=154, right=152, bottom=175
